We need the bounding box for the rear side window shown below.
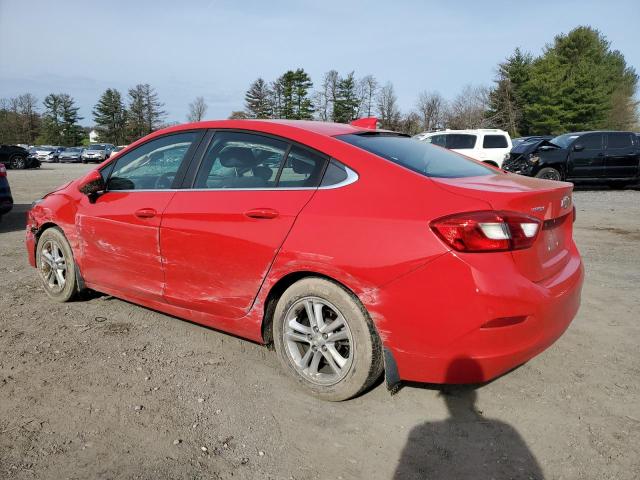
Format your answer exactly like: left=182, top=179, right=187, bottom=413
left=483, top=135, right=509, bottom=148
left=277, top=146, right=327, bottom=188
left=607, top=133, right=634, bottom=149
left=446, top=134, right=476, bottom=149
left=337, top=133, right=494, bottom=179
left=320, top=159, right=351, bottom=187
left=194, top=132, right=287, bottom=189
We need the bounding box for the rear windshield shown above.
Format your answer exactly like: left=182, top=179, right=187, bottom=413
left=336, top=133, right=494, bottom=178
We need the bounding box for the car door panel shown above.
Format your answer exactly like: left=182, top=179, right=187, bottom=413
left=159, top=131, right=328, bottom=320
left=160, top=189, right=315, bottom=318
left=77, top=191, right=175, bottom=299
left=567, top=134, right=605, bottom=178
left=605, top=133, right=639, bottom=178
left=77, top=130, right=202, bottom=300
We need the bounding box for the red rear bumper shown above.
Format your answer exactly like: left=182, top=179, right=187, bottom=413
left=371, top=246, right=584, bottom=384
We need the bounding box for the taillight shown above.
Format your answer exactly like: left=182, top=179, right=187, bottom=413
left=0, top=163, right=6, bottom=177
left=430, top=211, right=542, bottom=252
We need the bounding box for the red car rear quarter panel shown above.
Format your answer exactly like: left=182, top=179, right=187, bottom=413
left=258, top=140, right=495, bottom=345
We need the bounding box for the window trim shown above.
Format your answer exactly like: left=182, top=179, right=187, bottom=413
left=99, top=128, right=360, bottom=192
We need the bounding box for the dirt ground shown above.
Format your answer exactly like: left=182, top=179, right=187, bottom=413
left=1, top=163, right=639, bottom=480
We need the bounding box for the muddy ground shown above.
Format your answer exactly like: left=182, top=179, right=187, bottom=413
left=1, top=163, right=639, bottom=479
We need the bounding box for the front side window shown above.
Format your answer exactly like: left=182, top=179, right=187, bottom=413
left=483, top=135, right=509, bottom=148
left=108, top=131, right=200, bottom=190
left=194, top=132, right=288, bottom=189
left=580, top=134, right=604, bottom=151
left=337, top=133, right=494, bottom=178
left=446, top=134, right=477, bottom=149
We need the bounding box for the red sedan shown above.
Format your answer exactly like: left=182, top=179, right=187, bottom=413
left=25, top=120, right=584, bottom=401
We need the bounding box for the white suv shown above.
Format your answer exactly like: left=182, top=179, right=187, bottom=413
left=414, top=129, right=512, bottom=168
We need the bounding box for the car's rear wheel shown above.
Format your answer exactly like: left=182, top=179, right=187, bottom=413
left=36, top=227, right=78, bottom=302
left=10, top=155, right=26, bottom=169
left=535, top=167, right=562, bottom=181
left=273, top=277, right=383, bottom=401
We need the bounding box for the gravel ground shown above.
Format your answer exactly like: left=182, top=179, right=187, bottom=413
left=1, top=163, right=639, bottom=480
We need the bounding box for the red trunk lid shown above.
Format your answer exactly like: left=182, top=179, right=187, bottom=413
left=432, top=174, right=575, bottom=282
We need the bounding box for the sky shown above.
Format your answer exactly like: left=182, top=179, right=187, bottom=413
left=1, top=0, right=639, bottom=126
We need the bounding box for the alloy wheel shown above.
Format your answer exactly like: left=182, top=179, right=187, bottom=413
left=283, top=296, right=354, bottom=386
left=39, top=240, right=67, bottom=293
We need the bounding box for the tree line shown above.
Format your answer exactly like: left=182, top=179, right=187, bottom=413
left=236, top=26, right=638, bottom=136
left=0, top=26, right=636, bottom=147
left=0, top=84, right=167, bottom=146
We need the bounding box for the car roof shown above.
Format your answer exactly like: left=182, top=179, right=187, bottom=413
left=416, top=129, right=509, bottom=136
left=560, top=131, right=635, bottom=136
left=158, top=119, right=369, bottom=138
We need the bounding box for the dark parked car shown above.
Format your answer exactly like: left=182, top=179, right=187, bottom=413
left=58, top=147, right=85, bottom=163
left=0, top=163, right=13, bottom=217
left=503, top=131, right=640, bottom=186
left=511, top=135, right=554, bottom=149
left=0, top=144, right=38, bottom=169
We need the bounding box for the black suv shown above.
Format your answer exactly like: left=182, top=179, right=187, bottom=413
left=503, top=131, right=640, bottom=186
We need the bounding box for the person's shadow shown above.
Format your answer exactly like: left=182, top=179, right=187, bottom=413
left=394, top=357, right=544, bottom=479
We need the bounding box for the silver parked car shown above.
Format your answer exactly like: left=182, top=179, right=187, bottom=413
left=81, top=143, right=115, bottom=163
left=58, top=147, right=85, bottom=163
left=30, top=146, right=64, bottom=163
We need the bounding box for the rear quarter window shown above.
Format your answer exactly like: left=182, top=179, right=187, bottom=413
left=337, top=133, right=494, bottom=179
left=483, top=135, right=509, bottom=148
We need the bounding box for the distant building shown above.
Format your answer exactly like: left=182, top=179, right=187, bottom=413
left=89, top=129, right=99, bottom=143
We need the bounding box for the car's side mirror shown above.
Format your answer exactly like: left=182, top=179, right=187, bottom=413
left=78, top=170, right=106, bottom=202
left=573, top=144, right=584, bottom=152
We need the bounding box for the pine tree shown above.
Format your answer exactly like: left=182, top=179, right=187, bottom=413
left=523, top=27, right=638, bottom=133
left=126, top=84, right=165, bottom=141
left=93, top=88, right=127, bottom=144
left=244, top=78, right=272, bottom=118
left=41, top=94, right=63, bottom=144
left=59, top=94, right=84, bottom=145
left=333, top=72, right=359, bottom=123
left=487, top=48, right=533, bottom=136
left=276, top=69, right=314, bottom=120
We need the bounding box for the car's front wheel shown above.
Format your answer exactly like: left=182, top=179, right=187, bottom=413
left=535, top=167, right=562, bottom=181
left=36, top=227, right=79, bottom=302
left=273, top=277, right=383, bottom=401
left=10, top=155, right=26, bottom=169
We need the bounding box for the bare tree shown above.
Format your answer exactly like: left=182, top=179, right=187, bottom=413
left=415, top=91, right=445, bottom=132
left=399, top=111, right=422, bottom=135
left=187, top=96, right=208, bottom=122
left=357, top=75, right=378, bottom=118
left=376, top=82, right=401, bottom=130
left=445, top=85, right=490, bottom=129
left=314, top=70, right=339, bottom=121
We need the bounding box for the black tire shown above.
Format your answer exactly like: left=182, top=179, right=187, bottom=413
left=535, top=167, right=562, bottom=181
left=609, top=181, right=631, bottom=189
left=273, top=277, right=383, bottom=401
left=35, top=227, right=79, bottom=302
left=483, top=161, right=499, bottom=168
left=10, top=155, right=26, bottom=169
